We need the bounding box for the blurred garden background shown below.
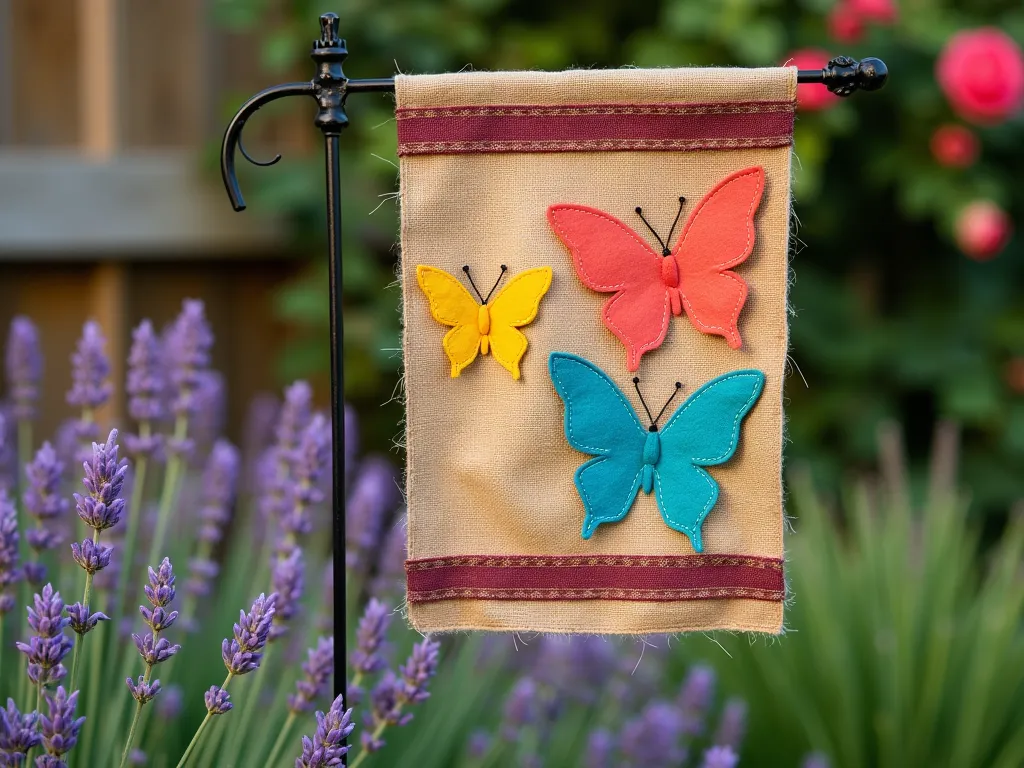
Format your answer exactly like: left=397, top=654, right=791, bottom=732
left=1, top=0, right=1023, bottom=766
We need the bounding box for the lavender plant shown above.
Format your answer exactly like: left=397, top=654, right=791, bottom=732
left=5, top=317, right=41, bottom=506
left=175, top=592, right=276, bottom=766
left=120, top=558, right=181, bottom=766
left=67, top=429, right=127, bottom=692
left=21, top=443, right=66, bottom=587
left=66, top=321, right=113, bottom=453
left=0, top=305, right=439, bottom=767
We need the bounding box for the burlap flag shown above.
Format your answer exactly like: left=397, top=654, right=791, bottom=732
left=398, top=67, right=795, bottom=634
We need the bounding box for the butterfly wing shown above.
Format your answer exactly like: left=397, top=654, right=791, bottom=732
left=548, top=205, right=669, bottom=372
left=487, top=267, right=552, bottom=379
left=672, top=167, right=765, bottom=349
left=655, top=370, right=765, bottom=552
left=416, top=265, right=481, bottom=377
left=549, top=352, right=647, bottom=539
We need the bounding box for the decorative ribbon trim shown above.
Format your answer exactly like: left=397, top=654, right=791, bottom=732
left=396, top=100, right=795, bottom=157
left=405, top=554, right=784, bottom=603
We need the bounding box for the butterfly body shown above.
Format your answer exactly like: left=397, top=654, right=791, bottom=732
left=548, top=166, right=765, bottom=371
left=416, top=265, right=552, bottom=379
left=549, top=352, right=764, bottom=552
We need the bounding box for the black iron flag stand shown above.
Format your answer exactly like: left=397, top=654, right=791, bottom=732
left=218, top=11, right=888, bottom=701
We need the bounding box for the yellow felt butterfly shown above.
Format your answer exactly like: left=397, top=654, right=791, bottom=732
left=416, top=264, right=552, bottom=379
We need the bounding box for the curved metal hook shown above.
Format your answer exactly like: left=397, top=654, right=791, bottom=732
left=220, top=81, right=316, bottom=211
left=238, top=134, right=282, bottom=168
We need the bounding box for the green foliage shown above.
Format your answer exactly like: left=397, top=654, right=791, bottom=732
left=339, top=423, right=1024, bottom=768
left=704, top=423, right=1024, bottom=767
left=222, top=0, right=1024, bottom=506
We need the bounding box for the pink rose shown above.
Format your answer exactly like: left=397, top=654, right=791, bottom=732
left=827, top=6, right=863, bottom=43
left=849, top=0, right=897, bottom=24
left=937, top=28, right=1024, bottom=124
left=929, top=124, right=979, bottom=168
left=955, top=201, right=1012, bottom=261
left=786, top=49, right=840, bottom=111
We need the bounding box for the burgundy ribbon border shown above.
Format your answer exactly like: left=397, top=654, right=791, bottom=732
left=396, top=100, right=796, bottom=157
left=406, top=554, right=785, bottom=604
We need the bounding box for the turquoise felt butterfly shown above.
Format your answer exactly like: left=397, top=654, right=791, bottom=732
left=549, top=352, right=765, bottom=553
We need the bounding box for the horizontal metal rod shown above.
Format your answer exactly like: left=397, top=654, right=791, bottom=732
left=342, top=58, right=888, bottom=94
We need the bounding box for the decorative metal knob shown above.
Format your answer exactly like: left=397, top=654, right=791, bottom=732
left=823, top=56, right=888, bottom=97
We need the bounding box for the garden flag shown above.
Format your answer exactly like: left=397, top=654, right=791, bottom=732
left=398, top=67, right=795, bottom=634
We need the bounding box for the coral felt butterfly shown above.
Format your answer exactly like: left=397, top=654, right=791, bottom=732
left=547, top=166, right=765, bottom=371
left=549, top=352, right=764, bottom=552
left=416, top=264, right=552, bottom=379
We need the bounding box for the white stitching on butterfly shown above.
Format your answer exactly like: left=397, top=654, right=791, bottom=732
left=652, top=371, right=762, bottom=535
left=663, top=371, right=763, bottom=463
left=549, top=207, right=669, bottom=364
left=552, top=355, right=647, bottom=527
left=675, top=167, right=764, bottom=341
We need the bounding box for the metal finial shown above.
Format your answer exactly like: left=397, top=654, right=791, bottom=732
left=318, top=13, right=341, bottom=49
left=820, top=56, right=889, bottom=97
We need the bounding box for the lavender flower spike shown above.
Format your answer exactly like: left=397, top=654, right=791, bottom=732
left=124, top=319, right=165, bottom=456
left=185, top=441, right=240, bottom=599
left=24, top=443, right=67, bottom=524
left=74, top=430, right=128, bottom=531
left=204, top=686, right=232, bottom=715
left=144, top=557, right=177, bottom=607
left=714, top=698, right=748, bottom=749
left=131, top=557, right=181, bottom=668
left=702, top=746, right=740, bottom=768
left=0, top=698, right=41, bottom=758
left=295, top=695, right=353, bottom=768
left=361, top=637, right=441, bottom=754
left=399, top=637, right=440, bottom=705
left=70, top=538, right=113, bottom=574
left=166, top=299, right=213, bottom=420
left=276, top=381, right=314, bottom=461
left=269, top=547, right=305, bottom=641
left=23, top=443, right=66, bottom=584
left=350, top=598, right=391, bottom=677
left=279, top=413, right=331, bottom=541
left=126, top=676, right=162, bottom=705
left=38, top=687, right=85, bottom=762
left=197, top=440, right=239, bottom=545
left=222, top=592, right=277, bottom=676
left=287, top=637, right=334, bottom=714
left=5, top=316, right=42, bottom=421
left=66, top=603, right=109, bottom=635
left=66, top=320, right=113, bottom=411
left=15, top=584, right=73, bottom=686
left=0, top=490, right=21, bottom=615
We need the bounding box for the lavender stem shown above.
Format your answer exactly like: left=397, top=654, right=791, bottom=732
left=349, top=721, right=389, bottom=768
left=146, top=415, right=187, bottom=570
left=118, top=659, right=156, bottom=768
left=69, top=527, right=101, bottom=693
left=218, top=641, right=276, bottom=762
left=118, top=702, right=145, bottom=768
left=25, top=679, right=42, bottom=766
left=115, top=435, right=149, bottom=623
left=175, top=672, right=233, bottom=768
left=16, top=418, right=31, bottom=554
left=264, top=711, right=297, bottom=768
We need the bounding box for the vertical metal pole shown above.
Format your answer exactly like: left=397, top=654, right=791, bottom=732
left=310, top=12, right=351, bottom=704
left=325, top=133, right=346, bottom=702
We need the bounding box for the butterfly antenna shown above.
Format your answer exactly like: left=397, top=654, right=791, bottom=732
left=634, top=207, right=669, bottom=256
left=653, top=382, right=684, bottom=426
left=461, top=265, right=486, bottom=303
left=664, top=197, right=687, bottom=249
left=483, top=265, right=509, bottom=304
left=632, top=377, right=656, bottom=425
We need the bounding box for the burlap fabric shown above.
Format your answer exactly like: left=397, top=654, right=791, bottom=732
left=398, top=67, right=795, bottom=634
